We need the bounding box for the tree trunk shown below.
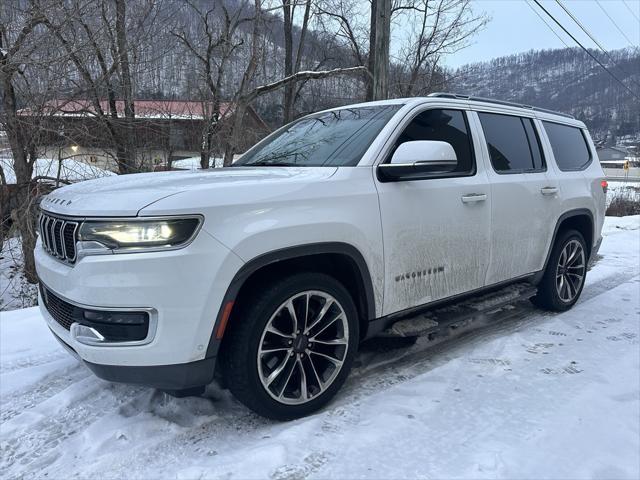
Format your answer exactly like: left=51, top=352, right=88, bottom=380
left=366, top=0, right=377, bottom=101
left=115, top=0, right=137, bottom=173
left=1, top=72, right=38, bottom=283
left=282, top=0, right=295, bottom=123
left=370, top=0, right=391, bottom=101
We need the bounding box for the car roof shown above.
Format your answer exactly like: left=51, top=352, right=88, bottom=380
left=318, top=94, right=586, bottom=129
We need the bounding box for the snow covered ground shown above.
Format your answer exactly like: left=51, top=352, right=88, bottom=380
left=0, top=157, right=115, bottom=185
left=1, top=216, right=639, bottom=479
left=0, top=237, right=38, bottom=311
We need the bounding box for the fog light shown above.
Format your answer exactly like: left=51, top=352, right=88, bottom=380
left=83, top=310, right=147, bottom=325
left=76, top=309, right=150, bottom=343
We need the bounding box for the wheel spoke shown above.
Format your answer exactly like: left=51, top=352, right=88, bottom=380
left=564, top=274, right=575, bottom=298
left=298, top=358, right=309, bottom=400
left=304, top=298, right=334, bottom=334
left=286, top=300, right=299, bottom=333
left=266, top=324, right=294, bottom=339
left=302, top=293, right=310, bottom=332
left=278, top=357, right=298, bottom=398
left=558, top=248, right=567, bottom=268
left=311, top=337, right=348, bottom=346
left=309, top=313, right=342, bottom=340
left=266, top=354, right=293, bottom=387
left=564, top=277, right=572, bottom=300
left=307, top=354, right=324, bottom=390
left=260, top=347, right=290, bottom=355
left=310, top=350, right=344, bottom=367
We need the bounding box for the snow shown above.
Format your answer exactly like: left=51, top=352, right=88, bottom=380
left=0, top=157, right=115, bottom=185
left=0, top=236, right=38, bottom=311
left=172, top=156, right=223, bottom=170
left=1, top=216, right=639, bottom=479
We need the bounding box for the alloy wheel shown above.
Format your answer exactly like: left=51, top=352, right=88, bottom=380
left=555, top=239, right=586, bottom=303
left=257, top=290, right=349, bottom=405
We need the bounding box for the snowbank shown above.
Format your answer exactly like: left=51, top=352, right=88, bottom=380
left=0, top=157, right=115, bottom=185
left=171, top=156, right=223, bottom=170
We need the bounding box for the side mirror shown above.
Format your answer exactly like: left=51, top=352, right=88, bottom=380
left=378, top=140, right=458, bottom=182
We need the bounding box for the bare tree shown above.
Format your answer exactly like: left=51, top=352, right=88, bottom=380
left=0, top=2, right=50, bottom=282
left=391, top=0, right=488, bottom=97
left=281, top=0, right=311, bottom=123
left=40, top=0, right=164, bottom=174
left=175, top=0, right=367, bottom=167
left=172, top=0, right=255, bottom=169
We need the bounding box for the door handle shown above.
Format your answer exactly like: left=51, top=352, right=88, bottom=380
left=461, top=193, right=487, bottom=203
left=540, top=186, right=558, bottom=196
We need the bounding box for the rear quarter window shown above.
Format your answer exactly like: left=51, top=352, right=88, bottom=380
left=542, top=121, right=592, bottom=171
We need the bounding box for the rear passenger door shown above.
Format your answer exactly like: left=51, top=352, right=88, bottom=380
left=471, top=111, right=559, bottom=285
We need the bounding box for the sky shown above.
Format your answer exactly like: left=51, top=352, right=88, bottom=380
left=442, top=0, right=640, bottom=68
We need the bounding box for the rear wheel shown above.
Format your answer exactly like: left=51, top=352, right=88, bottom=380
left=533, top=229, right=587, bottom=311
left=220, top=273, right=358, bottom=420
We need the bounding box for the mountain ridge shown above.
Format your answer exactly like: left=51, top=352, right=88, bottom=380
left=448, top=46, right=640, bottom=140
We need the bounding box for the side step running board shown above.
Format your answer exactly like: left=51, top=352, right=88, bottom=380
left=381, top=282, right=538, bottom=339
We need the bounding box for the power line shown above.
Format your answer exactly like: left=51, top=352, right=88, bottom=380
left=622, top=0, right=640, bottom=23
left=524, top=0, right=571, bottom=49
left=594, top=0, right=636, bottom=47
left=531, top=0, right=640, bottom=99
left=555, top=0, right=640, bottom=88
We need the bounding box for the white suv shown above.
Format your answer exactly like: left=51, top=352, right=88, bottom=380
left=35, top=94, right=606, bottom=419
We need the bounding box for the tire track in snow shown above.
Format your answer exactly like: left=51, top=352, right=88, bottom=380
left=0, top=363, right=89, bottom=423
left=0, top=380, right=146, bottom=479
left=0, top=351, right=68, bottom=375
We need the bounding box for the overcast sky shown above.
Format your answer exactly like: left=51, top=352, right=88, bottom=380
left=442, top=0, right=640, bottom=68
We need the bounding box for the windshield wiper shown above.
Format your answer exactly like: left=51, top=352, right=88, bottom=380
left=247, top=161, right=301, bottom=167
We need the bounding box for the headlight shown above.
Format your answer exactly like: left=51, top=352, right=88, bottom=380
left=78, top=217, right=201, bottom=252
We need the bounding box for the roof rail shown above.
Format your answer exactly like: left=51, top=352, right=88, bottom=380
left=427, top=92, right=575, bottom=119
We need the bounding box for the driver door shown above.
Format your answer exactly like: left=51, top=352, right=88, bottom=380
left=375, top=108, right=492, bottom=316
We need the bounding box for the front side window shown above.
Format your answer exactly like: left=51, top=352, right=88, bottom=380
left=234, top=105, right=402, bottom=167
left=389, top=109, right=475, bottom=175
left=542, top=121, right=592, bottom=171
left=478, top=112, right=545, bottom=173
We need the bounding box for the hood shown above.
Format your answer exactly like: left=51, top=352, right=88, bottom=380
left=39, top=167, right=338, bottom=217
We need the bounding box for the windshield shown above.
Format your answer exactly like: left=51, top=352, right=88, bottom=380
left=234, top=105, right=402, bottom=167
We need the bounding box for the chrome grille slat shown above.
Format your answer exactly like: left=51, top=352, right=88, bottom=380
left=39, top=212, right=78, bottom=264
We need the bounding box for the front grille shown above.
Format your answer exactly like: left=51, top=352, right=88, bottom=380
left=40, top=283, right=151, bottom=342
left=39, top=212, right=79, bottom=263
left=41, top=285, right=77, bottom=330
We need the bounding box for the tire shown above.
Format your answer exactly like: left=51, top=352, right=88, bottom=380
left=219, top=272, right=359, bottom=420
left=532, top=229, right=588, bottom=312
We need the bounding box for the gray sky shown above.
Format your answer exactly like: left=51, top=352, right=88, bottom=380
left=443, top=0, right=640, bottom=68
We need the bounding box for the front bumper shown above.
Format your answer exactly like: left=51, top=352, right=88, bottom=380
left=48, top=327, right=216, bottom=390
left=35, top=228, right=244, bottom=373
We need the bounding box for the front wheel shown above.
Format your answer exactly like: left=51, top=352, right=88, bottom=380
left=220, top=273, right=359, bottom=420
left=532, top=229, right=588, bottom=311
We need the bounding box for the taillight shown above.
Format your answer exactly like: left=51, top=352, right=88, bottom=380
left=600, top=180, right=608, bottom=193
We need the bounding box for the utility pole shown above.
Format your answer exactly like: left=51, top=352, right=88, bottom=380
left=369, top=0, right=391, bottom=101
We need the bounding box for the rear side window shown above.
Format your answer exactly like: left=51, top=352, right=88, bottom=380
left=542, top=121, right=592, bottom=171
left=478, top=112, right=545, bottom=173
